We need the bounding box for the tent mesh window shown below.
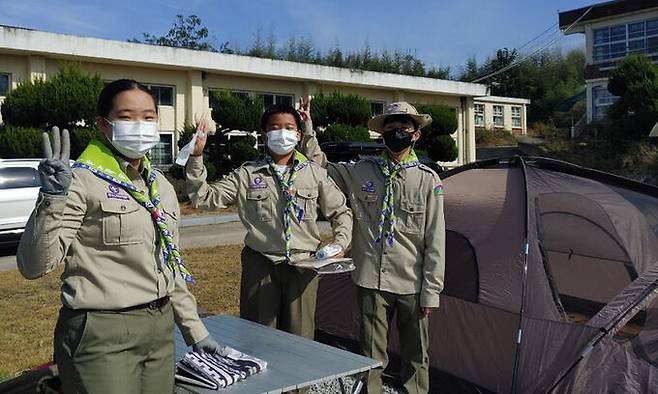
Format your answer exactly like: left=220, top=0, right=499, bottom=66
left=536, top=192, right=640, bottom=335
left=443, top=230, right=479, bottom=302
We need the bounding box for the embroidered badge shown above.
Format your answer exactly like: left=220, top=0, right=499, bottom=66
left=250, top=176, right=268, bottom=190
left=434, top=183, right=444, bottom=196
left=106, top=184, right=130, bottom=200
left=361, top=180, right=376, bottom=193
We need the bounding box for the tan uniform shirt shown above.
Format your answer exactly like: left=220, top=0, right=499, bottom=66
left=185, top=154, right=352, bottom=262
left=301, top=129, right=445, bottom=307
left=17, top=159, right=209, bottom=345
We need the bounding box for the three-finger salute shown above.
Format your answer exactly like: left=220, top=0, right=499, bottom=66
left=38, top=126, right=72, bottom=195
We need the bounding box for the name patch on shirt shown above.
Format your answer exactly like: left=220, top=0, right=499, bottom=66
left=106, top=184, right=130, bottom=200
left=361, top=180, right=376, bottom=193
left=250, top=176, right=268, bottom=190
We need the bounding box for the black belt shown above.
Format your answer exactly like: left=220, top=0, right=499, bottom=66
left=67, top=296, right=171, bottom=313
left=116, top=296, right=170, bottom=312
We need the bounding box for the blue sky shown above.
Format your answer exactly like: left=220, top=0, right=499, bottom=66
left=0, top=0, right=594, bottom=74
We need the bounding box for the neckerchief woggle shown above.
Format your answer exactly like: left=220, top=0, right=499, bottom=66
left=266, top=151, right=308, bottom=259
left=375, top=149, right=420, bottom=247
left=73, top=139, right=194, bottom=283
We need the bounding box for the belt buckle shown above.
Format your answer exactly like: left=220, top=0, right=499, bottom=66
left=148, top=300, right=159, bottom=310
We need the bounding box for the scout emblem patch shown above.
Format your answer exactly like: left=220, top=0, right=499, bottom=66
left=250, top=176, right=268, bottom=190
left=434, top=182, right=444, bottom=196
left=107, top=184, right=130, bottom=200
left=361, top=180, right=376, bottom=193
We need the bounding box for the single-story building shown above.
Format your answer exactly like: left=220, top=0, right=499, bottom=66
left=0, top=25, right=528, bottom=167
left=473, top=96, right=531, bottom=135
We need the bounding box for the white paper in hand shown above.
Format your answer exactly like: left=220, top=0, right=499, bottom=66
left=175, top=133, right=198, bottom=166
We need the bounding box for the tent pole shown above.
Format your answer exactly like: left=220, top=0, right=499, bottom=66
left=510, top=156, right=530, bottom=394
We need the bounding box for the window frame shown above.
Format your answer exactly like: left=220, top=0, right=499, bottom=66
left=592, top=18, right=658, bottom=63
left=474, top=103, right=485, bottom=127
left=0, top=73, right=10, bottom=97
left=145, top=83, right=175, bottom=107
left=492, top=105, right=504, bottom=128
left=149, top=131, right=175, bottom=167
left=511, top=106, right=522, bottom=128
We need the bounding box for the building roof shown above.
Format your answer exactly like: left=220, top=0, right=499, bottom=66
left=474, top=95, right=531, bottom=105
left=559, top=0, right=658, bottom=32
left=0, top=25, right=488, bottom=97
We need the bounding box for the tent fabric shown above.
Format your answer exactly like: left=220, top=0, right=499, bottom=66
left=315, top=156, right=658, bottom=393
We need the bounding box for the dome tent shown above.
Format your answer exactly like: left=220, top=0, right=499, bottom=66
left=315, top=156, right=658, bottom=393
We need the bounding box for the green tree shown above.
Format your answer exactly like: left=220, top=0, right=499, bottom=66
left=1, top=63, right=104, bottom=129
left=209, top=91, right=262, bottom=131
left=607, top=54, right=658, bottom=140
left=317, top=123, right=371, bottom=144
left=132, top=14, right=232, bottom=53
left=312, top=93, right=371, bottom=128
left=414, top=104, right=459, bottom=162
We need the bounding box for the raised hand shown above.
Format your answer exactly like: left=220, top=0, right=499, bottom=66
left=298, top=96, right=313, bottom=134
left=191, top=120, right=209, bottom=157
left=38, top=126, right=72, bottom=195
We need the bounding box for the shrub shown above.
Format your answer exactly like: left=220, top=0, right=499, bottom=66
left=227, top=135, right=259, bottom=167
left=412, top=103, right=458, bottom=162
left=210, top=91, right=262, bottom=131
left=475, top=128, right=517, bottom=148
left=415, top=104, right=458, bottom=136
left=312, top=93, right=371, bottom=127
left=1, top=63, right=104, bottom=129
left=426, top=134, right=458, bottom=162
left=317, top=123, right=371, bottom=144
left=0, top=125, right=43, bottom=158
left=69, top=128, right=102, bottom=159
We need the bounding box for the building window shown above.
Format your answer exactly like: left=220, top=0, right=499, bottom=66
left=493, top=105, right=504, bottom=127
left=474, top=104, right=485, bottom=127
left=150, top=132, right=174, bottom=166
left=511, top=107, right=522, bottom=128
left=592, top=86, right=619, bottom=121
left=370, top=102, right=385, bottom=116
left=145, top=84, right=174, bottom=106
left=593, top=18, right=658, bottom=62
left=260, top=93, right=293, bottom=107
left=0, top=73, right=9, bottom=97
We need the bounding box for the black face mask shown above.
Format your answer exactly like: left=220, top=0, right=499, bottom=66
left=383, top=128, right=414, bottom=153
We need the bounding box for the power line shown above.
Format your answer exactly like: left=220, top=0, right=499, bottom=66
left=516, top=22, right=559, bottom=53
left=471, top=6, right=593, bottom=83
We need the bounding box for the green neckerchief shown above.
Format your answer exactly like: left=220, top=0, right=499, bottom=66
left=266, top=150, right=309, bottom=259
left=375, top=149, right=420, bottom=247
left=74, top=139, right=194, bottom=283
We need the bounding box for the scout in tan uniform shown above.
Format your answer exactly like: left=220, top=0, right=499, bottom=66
left=299, top=101, right=445, bottom=394
left=17, top=80, right=220, bottom=394
left=186, top=104, right=353, bottom=340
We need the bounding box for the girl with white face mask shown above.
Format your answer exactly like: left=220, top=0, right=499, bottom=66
left=17, top=79, right=219, bottom=394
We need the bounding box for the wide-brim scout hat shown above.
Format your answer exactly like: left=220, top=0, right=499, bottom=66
left=367, top=101, right=433, bottom=133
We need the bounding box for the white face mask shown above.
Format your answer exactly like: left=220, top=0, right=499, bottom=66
left=107, top=119, right=160, bottom=159
left=266, top=129, right=299, bottom=156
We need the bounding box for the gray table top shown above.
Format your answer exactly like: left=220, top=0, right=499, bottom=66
left=174, top=315, right=381, bottom=394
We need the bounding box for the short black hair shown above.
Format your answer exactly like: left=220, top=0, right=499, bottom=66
left=383, top=114, right=419, bottom=130
left=260, top=104, right=302, bottom=131
left=97, top=79, right=157, bottom=118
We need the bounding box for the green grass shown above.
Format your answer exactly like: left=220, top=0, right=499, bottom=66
left=0, top=245, right=243, bottom=382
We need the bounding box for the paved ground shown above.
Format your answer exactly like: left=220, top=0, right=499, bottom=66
left=0, top=217, right=333, bottom=272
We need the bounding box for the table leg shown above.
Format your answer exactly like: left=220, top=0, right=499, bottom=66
left=351, top=375, right=365, bottom=394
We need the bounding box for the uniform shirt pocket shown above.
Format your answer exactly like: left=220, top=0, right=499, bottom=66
left=100, top=200, right=144, bottom=245
left=396, top=200, right=426, bottom=234
left=246, top=190, right=273, bottom=222
left=296, top=188, right=319, bottom=221
left=354, top=190, right=379, bottom=223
